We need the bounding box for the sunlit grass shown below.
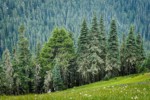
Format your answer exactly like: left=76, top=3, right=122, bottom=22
left=0, top=73, right=150, bottom=100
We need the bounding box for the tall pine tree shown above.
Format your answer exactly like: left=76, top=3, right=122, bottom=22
left=43, top=70, right=52, bottom=92
left=105, top=19, right=120, bottom=79
left=2, top=48, right=14, bottom=94
left=120, top=34, right=127, bottom=75
left=17, top=25, right=31, bottom=93
left=88, top=14, right=104, bottom=82
left=77, top=19, right=91, bottom=84
left=40, top=28, right=75, bottom=90
left=33, top=42, right=42, bottom=93
left=136, top=33, right=145, bottom=65
left=52, top=58, right=64, bottom=91
left=126, top=26, right=137, bottom=74
left=99, top=16, right=107, bottom=79
left=12, top=48, right=20, bottom=95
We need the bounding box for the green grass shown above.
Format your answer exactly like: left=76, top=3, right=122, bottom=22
left=1, top=73, right=150, bottom=100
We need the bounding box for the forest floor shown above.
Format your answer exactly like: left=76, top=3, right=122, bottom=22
left=0, top=73, right=150, bottom=100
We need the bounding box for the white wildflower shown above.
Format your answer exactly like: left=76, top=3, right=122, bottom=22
left=143, top=88, right=146, bottom=91
left=88, top=95, right=92, bottom=97
left=47, top=89, right=51, bottom=93
left=134, top=96, right=138, bottom=100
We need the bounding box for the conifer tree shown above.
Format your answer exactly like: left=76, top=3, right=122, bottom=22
left=52, top=58, right=64, bottom=91
left=43, top=70, right=52, bottom=92
left=0, top=61, right=5, bottom=94
left=67, top=32, right=78, bottom=88
left=77, top=19, right=91, bottom=84
left=35, top=42, right=41, bottom=62
left=40, top=28, right=75, bottom=89
left=68, top=56, right=78, bottom=87
left=78, top=19, right=89, bottom=53
left=99, top=16, right=107, bottom=79
left=120, top=34, right=127, bottom=75
left=143, top=54, right=150, bottom=70
left=135, top=33, right=145, bottom=72
left=12, top=48, right=20, bottom=94
left=33, top=42, right=42, bottom=93
left=2, top=48, right=14, bottom=94
left=105, top=19, right=120, bottom=78
left=17, top=25, right=31, bottom=93
left=126, top=26, right=137, bottom=74
left=136, top=33, right=145, bottom=65
left=88, top=14, right=104, bottom=82
left=33, top=64, right=41, bottom=93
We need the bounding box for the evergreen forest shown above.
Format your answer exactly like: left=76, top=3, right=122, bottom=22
left=0, top=0, right=150, bottom=96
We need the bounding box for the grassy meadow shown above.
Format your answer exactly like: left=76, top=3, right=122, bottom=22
left=0, top=73, right=150, bottom=100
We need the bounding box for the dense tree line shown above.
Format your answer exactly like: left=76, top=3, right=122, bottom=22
left=0, top=0, right=150, bottom=58
left=0, top=14, right=149, bottom=95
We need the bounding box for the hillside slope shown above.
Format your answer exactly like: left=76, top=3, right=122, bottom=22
left=1, top=73, right=150, bottom=100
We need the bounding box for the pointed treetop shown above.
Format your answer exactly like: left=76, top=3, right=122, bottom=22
left=91, top=13, right=98, bottom=33
left=18, top=24, right=25, bottom=33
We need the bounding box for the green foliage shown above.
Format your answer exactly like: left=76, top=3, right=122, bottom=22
left=143, top=54, right=150, bottom=71
left=0, top=3, right=149, bottom=94
left=17, top=25, right=31, bottom=93
left=67, top=56, right=78, bottom=87
left=0, top=0, right=149, bottom=59
left=125, top=26, right=137, bottom=74
left=99, top=16, right=107, bottom=79
left=43, top=70, right=52, bottom=92
left=33, top=63, right=41, bottom=93
left=40, top=27, right=75, bottom=91
left=12, top=48, right=20, bottom=95
left=106, top=19, right=120, bottom=78
left=1, top=49, right=14, bottom=94
left=32, top=42, right=42, bottom=93
left=77, top=19, right=90, bottom=84
left=40, top=28, right=74, bottom=70
left=78, top=19, right=89, bottom=53
left=78, top=15, right=105, bottom=84
left=52, top=58, right=64, bottom=91
left=88, top=14, right=104, bottom=82
left=1, top=73, right=150, bottom=100
left=0, top=64, right=5, bottom=94
left=136, top=33, right=145, bottom=65
left=120, top=34, right=127, bottom=75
